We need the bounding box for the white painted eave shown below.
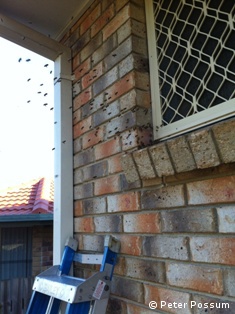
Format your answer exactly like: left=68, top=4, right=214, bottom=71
left=0, top=13, right=69, bottom=60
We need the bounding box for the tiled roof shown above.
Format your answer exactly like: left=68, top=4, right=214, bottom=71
left=0, top=178, right=54, bottom=215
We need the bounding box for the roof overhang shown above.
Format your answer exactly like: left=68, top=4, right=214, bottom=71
left=0, top=13, right=69, bottom=60
left=0, top=0, right=93, bottom=41
left=0, top=0, right=93, bottom=60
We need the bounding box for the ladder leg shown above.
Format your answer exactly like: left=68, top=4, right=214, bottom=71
left=46, top=297, right=61, bottom=314
left=65, top=301, right=91, bottom=314
left=26, top=291, right=51, bottom=314
left=27, top=292, right=61, bottom=314
left=90, top=299, right=109, bottom=314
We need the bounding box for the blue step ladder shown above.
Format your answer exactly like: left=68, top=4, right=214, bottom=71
left=26, top=235, right=120, bottom=314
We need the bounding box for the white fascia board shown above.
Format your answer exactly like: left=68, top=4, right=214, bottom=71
left=0, top=13, right=69, bottom=60
left=53, top=51, right=73, bottom=264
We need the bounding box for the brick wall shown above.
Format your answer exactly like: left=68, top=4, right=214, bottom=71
left=32, top=225, right=53, bottom=276
left=61, top=0, right=235, bottom=312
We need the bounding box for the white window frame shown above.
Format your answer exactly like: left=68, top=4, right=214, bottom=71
left=0, top=13, right=73, bottom=265
left=145, top=0, right=235, bottom=140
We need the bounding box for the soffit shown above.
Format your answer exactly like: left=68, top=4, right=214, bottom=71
left=0, top=0, right=91, bottom=40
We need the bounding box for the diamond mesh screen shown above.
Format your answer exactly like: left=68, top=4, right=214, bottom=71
left=153, top=0, right=235, bottom=126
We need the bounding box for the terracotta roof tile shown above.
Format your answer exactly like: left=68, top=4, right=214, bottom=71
left=0, top=177, right=54, bottom=215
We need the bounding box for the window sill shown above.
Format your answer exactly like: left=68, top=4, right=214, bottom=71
left=121, top=118, right=235, bottom=184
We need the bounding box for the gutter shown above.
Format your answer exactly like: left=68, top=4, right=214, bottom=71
left=0, top=214, right=53, bottom=225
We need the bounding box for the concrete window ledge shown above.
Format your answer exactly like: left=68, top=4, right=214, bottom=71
left=121, top=118, right=235, bottom=184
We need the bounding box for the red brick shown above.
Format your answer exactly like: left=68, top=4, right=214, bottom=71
left=73, top=115, right=92, bottom=138
left=143, top=236, right=189, bottom=260
left=133, top=149, right=156, bottom=180
left=70, top=17, right=81, bottom=34
left=142, top=185, right=185, bottom=209
left=81, top=61, right=103, bottom=89
left=124, top=213, right=161, bottom=233
left=106, top=111, right=136, bottom=138
left=72, top=53, right=81, bottom=71
left=127, top=304, right=154, bottom=314
left=135, top=72, right=150, bottom=91
left=74, top=87, right=92, bottom=111
left=74, top=217, right=94, bottom=233
left=187, top=175, right=235, bottom=205
left=107, top=299, right=127, bottom=314
left=144, top=284, right=191, bottom=313
left=115, top=234, right=142, bottom=255
left=190, top=237, right=235, bottom=265
left=83, top=197, right=106, bottom=215
left=83, top=160, right=108, bottom=182
left=108, top=153, right=123, bottom=174
left=121, top=153, right=140, bottom=183
left=73, top=109, right=81, bottom=126
left=82, top=126, right=104, bottom=149
left=70, top=0, right=97, bottom=33
left=76, top=234, right=104, bottom=252
left=113, top=256, right=126, bottom=276
left=116, top=0, right=129, bottom=12
left=94, top=137, right=121, bottom=160
left=74, top=182, right=93, bottom=200
left=161, top=208, right=216, bottom=233
left=166, top=262, right=223, bottom=295
left=93, top=66, right=118, bottom=95
left=130, top=2, right=146, bottom=23
left=80, top=4, right=101, bottom=35
left=94, top=214, right=122, bottom=232
left=121, top=127, right=152, bottom=151
left=94, top=175, right=120, bottom=195
left=74, top=200, right=83, bottom=217
left=213, top=119, right=235, bottom=163
left=107, top=191, right=140, bottom=212
left=91, top=4, right=115, bottom=37
left=103, top=5, right=130, bottom=41
left=105, top=71, right=135, bottom=104
left=125, top=258, right=165, bottom=283
left=217, top=206, right=235, bottom=233
left=80, top=33, right=102, bottom=62
left=136, top=89, right=151, bottom=108
left=74, top=58, right=91, bottom=81
left=111, top=277, right=144, bottom=303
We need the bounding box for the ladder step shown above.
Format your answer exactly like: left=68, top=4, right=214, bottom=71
left=33, top=266, right=85, bottom=303
left=73, top=253, right=103, bottom=264
left=27, top=235, right=120, bottom=314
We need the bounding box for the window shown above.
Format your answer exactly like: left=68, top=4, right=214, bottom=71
left=145, top=0, right=235, bottom=140
left=0, top=227, right=32, bottom=280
